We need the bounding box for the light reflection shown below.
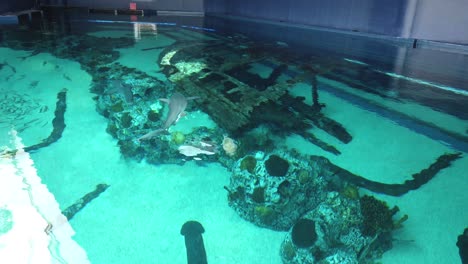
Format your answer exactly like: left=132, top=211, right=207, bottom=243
left=133, top=23, right=157, bottom=41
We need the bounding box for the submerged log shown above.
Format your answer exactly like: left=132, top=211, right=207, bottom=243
left=326, top=152, right=462, bottom=196
left=62, top=183, right=110, bottom=220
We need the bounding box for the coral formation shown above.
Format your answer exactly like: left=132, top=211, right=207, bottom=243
left=265, top=155, right=289, bottom=176
left=341, top=184, right=360, bottom=200
left=281, top=240, right=296, bottom=261
left=147, top=110, right=160, bottom=122
left=240, top=155, right=257, bottom=173
left=291, top=219, right=317, bottom=248
left=171, top=131, right=185, bottom=144
left=222, top=135, right=238, bottom=157
left=251, top=187, right=265, bottom=203
left=228, top=150, right=330, bottom=230
left=359, top=195, right=398, bottom=236
left=279, top=192, right=395, bottom=264
left=254, top=206, right=276, bottom=224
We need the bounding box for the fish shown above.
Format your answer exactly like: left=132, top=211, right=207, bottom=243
left=105, top=80, right=134, bottom=104
left=139, top=92, right=198, bottom=141
left=178, top=145, right=216, bottom=157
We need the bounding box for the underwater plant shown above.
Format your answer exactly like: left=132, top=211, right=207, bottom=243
left=359, top=195, right=408, bottom=237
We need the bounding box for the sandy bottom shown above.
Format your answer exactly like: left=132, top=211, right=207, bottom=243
left=1, top=41, right=467, bottom=264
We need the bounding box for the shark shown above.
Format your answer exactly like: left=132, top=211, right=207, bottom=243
left=105, top=80, right=134, bottom=104
left=139, top=92, right=198, bottom=141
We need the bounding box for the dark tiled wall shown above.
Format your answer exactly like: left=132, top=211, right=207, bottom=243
left=205, top=0, right=408, bottom=37
left=39, top=0, right=204, bottom=12
left=204, top=0, right=226, bottom=14
left=0, top=0, right=36, bottom=13
left=204, top=0, right=468, bottom=44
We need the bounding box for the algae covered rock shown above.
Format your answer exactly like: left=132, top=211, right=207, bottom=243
left=240, top=155, right=257, bottom=174
left=280, top=192, right=404, bottom=264
left=226, top=149, right=332, bottom=230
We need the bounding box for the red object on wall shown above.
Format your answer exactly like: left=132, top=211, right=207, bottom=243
left=130, top=3, right=137, bottom=10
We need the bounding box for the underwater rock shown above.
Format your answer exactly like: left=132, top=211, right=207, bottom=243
left=280, top=192, right=397, bottom=264
left=226, top=149, right=331, bottom=230
left=90, top=63, right=208, bottom=164
left=180, top=221, right=207, bottom=264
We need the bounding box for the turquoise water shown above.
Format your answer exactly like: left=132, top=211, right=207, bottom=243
left=1, top=10, right=467, bottom=264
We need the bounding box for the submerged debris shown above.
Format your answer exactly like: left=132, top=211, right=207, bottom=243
left=62, top=183, right=110, bottom=220
left=157, top=39, right=352, bottom=155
